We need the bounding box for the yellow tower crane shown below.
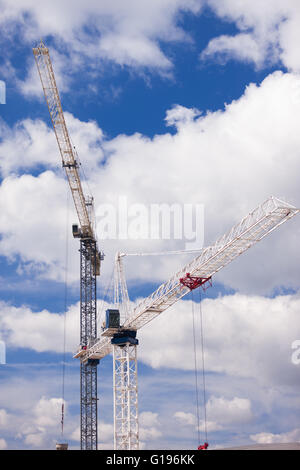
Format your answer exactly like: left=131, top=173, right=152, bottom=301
left=33, top=41, right=103, bottom=450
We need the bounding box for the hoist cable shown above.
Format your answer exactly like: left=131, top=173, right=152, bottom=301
left=61, top=188, right=70, bottom=438
left=97, top=266, right=115, bottom=328
left=191, top=289, right=201, bottom=446
left=199, top=289, right=208, bottom=443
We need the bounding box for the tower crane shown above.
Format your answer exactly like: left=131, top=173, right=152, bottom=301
left=82, top=196, right=299, bottom=450
left=33, top=42, right=103, bottom=450
left=32, top=42, right=299, bottom=451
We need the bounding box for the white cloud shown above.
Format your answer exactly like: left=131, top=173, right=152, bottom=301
left=206, top=396, right=253, bottom=425
left=0, top=112, right=104, bottom=177
left=174, top=410, right=222, bottom=432
left=3, top=395, right=71, bottom=449
left=4, top=289, right=299, bottom=391
left=3, top=0, right=300, bottom=92
left=203, top=0, right=300, bottom=72
left=0, top=301, right=79, bottom=353
left=174, top=411, right=196, bottom=426
left=165, top=104, right=202, bottom=128
left=20, top=49, right=72, bottom=99
left=0, top=118, right=58, bottom=176
left=251, top=428, right=300, bottom=444
left=139, top=426, right=162, bottom=441
left=1, top=71, right=300, bottom=294
left=139, top=411, right=162, bottom=442
left=0, top=367, right=82, bottom=450
left=138, top=292, right=300, bottom=386
left=95, top=71, right=300, bottom=295
left=98, top=422, right=114, bottom=443
left=201, top=33, right=266, bottom=67
left=69, top=412, right=160, bottom=448
left=0, top=0, right=204, bottom=80
left=34, top=397, right=64, bottom=428
left=140, top=411, right=160, bottom=428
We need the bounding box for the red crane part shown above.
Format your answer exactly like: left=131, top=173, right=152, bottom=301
left=198, top=442, right=209, bottom=450
left=180, top=273, right=212, bottom=291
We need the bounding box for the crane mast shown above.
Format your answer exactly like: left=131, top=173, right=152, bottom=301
left=33, top=42, right=102, bottom=450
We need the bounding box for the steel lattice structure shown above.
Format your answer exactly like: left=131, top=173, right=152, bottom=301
left=113, top=343, right=139, bottom=450
left=33, top=42, right=102, bottom=450
left=80, top=239, right=98, bottom=450
left=33, top=43, right=93, bottom=238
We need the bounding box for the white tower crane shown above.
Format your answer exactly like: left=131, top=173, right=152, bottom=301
left=80, top=196, right=299, bottom=449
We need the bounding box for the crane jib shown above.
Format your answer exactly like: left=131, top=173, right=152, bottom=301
left=84, top=196, right=299, bottom=361
left=33, top=42, right=95, bottom=242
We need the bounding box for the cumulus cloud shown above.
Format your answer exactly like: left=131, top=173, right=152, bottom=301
left=206, top=396, right=253, bottom=425
left=94, top=71, right=300, bottom=295
left=0, top=170, right=81, bottom=283
left=139, top=411, right=162, bottom=443
left=0, top=112, right=104, bottom=177
left=2, top=290, right=299, bottom=390
left=139, top=292, right=300, bottom=386
left=203, top=0, right=300, bottom=72
left=251, top=428, right=300, bottom=444
left=3, top=395, right=70, bottom=449
left=0, top=301, right=79, bottom=353
left=174, top=409, right=222, bottom=432
left=165, top=105, right=202, bottom=128
left=3, top=0, right=300, bottom=93
left=174, top=411, right=196, bottom=426
left=201, top=33, right=266, bottom=67
left=0, top=0, right=204, bottom=83
left=33, top=397, right=64, bottom=428
left=140, top=411, right=160, bottom=428
left=0, top=113, right=103, bottom=283
left=0, top=118, right=58, bottom=176
left=1, top=71, right=300, bottom=293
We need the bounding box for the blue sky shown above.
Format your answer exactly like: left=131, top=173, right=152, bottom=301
left=1, top=0, right=300, bottom=450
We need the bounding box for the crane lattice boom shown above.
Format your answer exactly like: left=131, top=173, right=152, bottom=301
left=33, top=42, right=94, bottom=239
left=84, top=196, right=299, bottom=361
